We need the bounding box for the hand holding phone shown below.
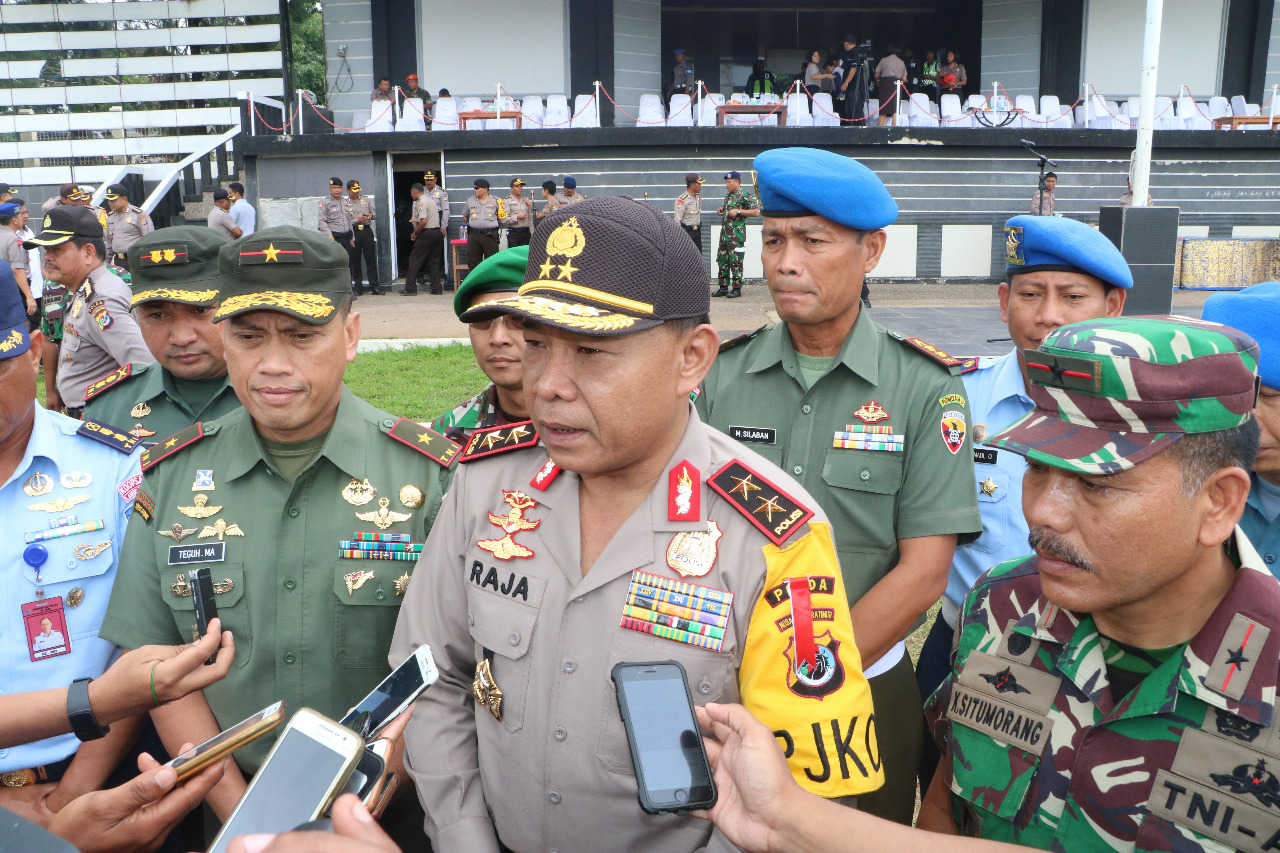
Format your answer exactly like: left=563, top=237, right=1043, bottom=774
left=612, top=661, right=717, bottom=815
left=339, top=645, right=438, bottom=739
left=165, top=701, right=285, bottom=783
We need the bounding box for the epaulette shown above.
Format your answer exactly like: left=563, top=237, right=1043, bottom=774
left=140, top=422, right=206, bottom=471
left=84, top=363, right=147, bottom=401
left=385, top=417, right=459, bottom=468
left=459, top=421, right=538, bottom=463
left=718, top=324, right=769, bottom=354
left=707, top=459, right=813, bottom=546
left=887, top=330, right=969, bottom=374
left=77, top=418, right=141, bottom=455
left=959, top=357, right=979, bottom=375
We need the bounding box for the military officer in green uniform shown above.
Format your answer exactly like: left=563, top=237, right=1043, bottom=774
left=98, top=225, right=458, bottom=825
left=431, top=246, right=529, bottom=444
left=918, top=316, right=1277, bottom=853
left=697, top=147, right=982, bottom=824
left=84, top=226, right=240, bottom=445
left=712, top=170, right=759, bottom=298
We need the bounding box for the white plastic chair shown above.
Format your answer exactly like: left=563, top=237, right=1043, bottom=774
left=520, top=95, right=545, bottom=126
left=543, top=94, right=570, bottom=128
left=668, top=94, right=695, bottom=127
left=571, top=94, right=600, bottom=128
left=366, top=99, right=395, bottom=132
left=784, top=92, right=812, bottom=127
left=697, top=93, right=726, bottom=126
left=637, top=94, right=666, bottom=127
left=1208, top=96, right=1231, bottom=124
left=1153, top=95, right=1178, bottom=130
left=810, top=92, right=838, bottom=127
left=965, top=94, right=985, bottom=111
left=432, top=97, right=460, bottom=132
left=395, top=98, right=426, bottom=132
left=1085, top=92, right=1113, bottom=129
left=908, top=93, right=939, bottom=127
left=349, top=110, right=370, bottom=134
left=940, top=93, right=972, bottom=128
left=1039, top=95, right=1072, bottom=128
left=1230, top=95, right=1248, bottom=116
left=1014, top=95, right=1039, bottom=128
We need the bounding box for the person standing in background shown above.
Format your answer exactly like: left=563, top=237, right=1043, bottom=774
left=206, top=190, right=242, bottom=240
left=673, top=173, right=704, bottom=251
left=227, top=183, right=255, bottom=237
left=500, top=178, right=534, bottom=249
left=103, top=185, right=153, bottom=272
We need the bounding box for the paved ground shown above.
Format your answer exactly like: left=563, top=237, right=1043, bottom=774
left=356, top=280, right=1214, bottom=358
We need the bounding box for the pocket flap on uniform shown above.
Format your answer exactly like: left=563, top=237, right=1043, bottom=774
left=467, top=590, right=538, bottom=662
left=821, top=448, right=905, bottom=496
left=331, top=562, right=406, bottom=607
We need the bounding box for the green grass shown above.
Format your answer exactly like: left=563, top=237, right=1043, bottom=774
left=344, top=343, right=488, bottom=422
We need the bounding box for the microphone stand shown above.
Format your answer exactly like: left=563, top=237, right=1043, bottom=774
left=1019, top=139, right=1057, bottom=215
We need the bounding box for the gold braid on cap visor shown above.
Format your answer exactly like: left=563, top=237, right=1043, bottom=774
left=214, top=292, right=334, bottom=320
left=131, top=289, right=218, bottom=307
left=517, top=281, right=653, bottom=315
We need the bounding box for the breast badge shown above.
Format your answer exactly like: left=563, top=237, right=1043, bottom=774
left=23, top=472, right=53, bottom=497
left=398, top=485, right=424, bottom=508
left=158, top=523, right=197, bottom=544
left=356, top=497, right=412, bottom=530
left=61, top=471, right=92, bottom=489
left=394, top=573, right=412, bottom=596
left=477, top=490, right=541, bottom=560
left=342, top=478, right=377, bottom=506
left=129, top=423, right=158, bottom=440
left=73, top=542, right=111, bottom=560
left=472, top=658, right=504, bottom=721
left=343, top=570, right=375, bottom=596
left=192, top=470, right=215, bottom=491
left=130, top=402, right=152, bottom=419
left=197, top=519, right=244, bottom=540
left=28, top=494, right=91, bottom=513
left=852, top=400, right=890, bottom=424
left=67, top=587, right=84, bottom=608
left=177, top=494, right=221, bottom=518
left=666, top=521, right=722, bottom=578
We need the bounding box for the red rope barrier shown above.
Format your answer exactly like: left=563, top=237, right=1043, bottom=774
left=304, top=98, right=397, bottom=132
left=250, top=100, right=300, bottom=132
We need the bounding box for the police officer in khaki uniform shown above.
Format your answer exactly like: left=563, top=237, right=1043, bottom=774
left=393, top=196, right=884, bottom=852
left=398, top=185, right=443, bottom=295
left=674, top=172, right=705, bottom=251
left=318, top=177, right=354, bottom=248
left=463, top=179, right=505, bottom=270
left=346, top=179, right=383, bottom=296
left=27, top=205, right=152, bottom=416
left=84, top=226, right=241, bottom=444
left=103, top=185, right=153, bottom=272
left=500, top=178, right=534, bottom=248
left=696, top=147, right=982, bottom=825
left=99, top=225, right=457, bottom=832
left=423, top=172, right=450, bottom=290
left=553, top=175, right=587, bottom=207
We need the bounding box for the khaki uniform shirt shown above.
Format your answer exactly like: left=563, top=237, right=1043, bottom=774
left=537, top=196, right=561, bottom=221
left=104, top=206, right=154, bottom=257
left=674, top=191, right=702, bottom=227
left=500, top=194, right=534, bottom=229
left=206, top=206, right=239, bottom=240
left=696, top=315, right=982, bottom=606
left=318, top=196, right=353, bottom=236
left=554, top=191, right=587, bottom=207
left=413, top=195, right=441, bottom=231
left=84, top=362, right=240, bottom=446
left=0, top=227, right=28, bottom=275
left=58, top=266, right=153, bottom=407
left=99, top=390, right=458, bottom=773
left=392, top=410, right=882, bottom=853
left=1030, top=190, right=1056, bottom=216
left=348, top=196, right=376, bottom=232
left=464, top=196, right=505, bottom=230
left=426, top=187, right=449, bottom=228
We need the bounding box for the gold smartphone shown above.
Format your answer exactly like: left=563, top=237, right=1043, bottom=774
left=166, top=701, right=285, bottom=783
left=208, top=708, right=365, bottom=853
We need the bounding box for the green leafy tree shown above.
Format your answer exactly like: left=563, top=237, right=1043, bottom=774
left=290, top=0, right=327, bottom=104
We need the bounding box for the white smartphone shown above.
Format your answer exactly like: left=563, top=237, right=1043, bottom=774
left=339, top=645, right=438, bottom=739
left=207, top=708, right=365, bottom=853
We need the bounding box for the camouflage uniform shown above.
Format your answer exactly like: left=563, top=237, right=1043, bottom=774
left=430, top=384, right=522, bottom=446
left=928, top=316, right=1272, bottom=853
left=715, top=188, right=757, bottom=292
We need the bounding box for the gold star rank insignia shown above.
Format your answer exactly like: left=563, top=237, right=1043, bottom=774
left=754, top=494, right=785, bottom=522
left=262, top=243, right=281, bottom=262
left=980, top=477, right=998, bottom=496
left=709, top=460, right=814, bottom=547
left=728, top=474, right=760, bottom=499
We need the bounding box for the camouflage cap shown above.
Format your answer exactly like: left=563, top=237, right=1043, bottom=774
left=987, top=316, right=1259, bottom=474
left=460, top=195, right=709, bottom=337
left=213, top=225, right=351, bottom=325
left=128, top=226, right=229, bottom=308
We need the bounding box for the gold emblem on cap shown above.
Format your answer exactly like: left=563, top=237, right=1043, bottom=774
left=43, top=215, right=51, bottom=228
left=178, top=494, right=221, bottom=518
left=399, top=485, right=425, bottom=508
left=342, top=478, right=377, bottom=506
left=544, top=217, right=586, bottom=282
left=1005, top=226, right=1024, bottom=266
left=131, top=402, right=152, bottom=419
left=0, top=329, right=24, bottom=353
left=23, top=472, right=53, bottom=497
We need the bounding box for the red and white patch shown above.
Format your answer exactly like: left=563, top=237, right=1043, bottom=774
left=528, top=458, right=562, bottom=491
left=667, top=460, right=701, bottom=521
left=116, top=473, right=143, bottom=503
left=941, top=410, right=967, bottom=455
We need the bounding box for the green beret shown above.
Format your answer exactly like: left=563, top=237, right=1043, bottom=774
left=454, top=246, right=529, bottom=318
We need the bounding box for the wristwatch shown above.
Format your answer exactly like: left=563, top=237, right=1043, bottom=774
left=67, top=677, right=110, bottom=741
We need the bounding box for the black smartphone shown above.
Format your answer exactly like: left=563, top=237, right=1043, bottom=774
left=337, top=744, right=387, bottom=806
left=188, top=567, right=217, bottom=665
left=611, top=660, right=717, bottom=815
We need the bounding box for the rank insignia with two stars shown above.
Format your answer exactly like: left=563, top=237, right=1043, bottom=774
left=708, top=461, right=813, bottom=546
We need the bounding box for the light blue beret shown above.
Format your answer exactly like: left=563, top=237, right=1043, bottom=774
left=752, top=147, right=898, bottom=230
left=1004, top=214, right=1133, bottom=289
left=1203, top=281, right=1280, bottom=389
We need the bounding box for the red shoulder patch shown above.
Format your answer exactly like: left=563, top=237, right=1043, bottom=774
left=459, top=421, right=538, bottom=462
left=386, top=417, right=459, bottom=468
left=83, top=364, right=133, bottom=401
left=707, top=460, right=813, bottom=546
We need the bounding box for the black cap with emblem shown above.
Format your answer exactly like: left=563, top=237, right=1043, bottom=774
left=461, top=195, right=710, bottom=337
left=23, top=204, right=102, bottom=249
left=212, top=225, right=352, bottom=325
left=128, top=225, right=229, bottom=308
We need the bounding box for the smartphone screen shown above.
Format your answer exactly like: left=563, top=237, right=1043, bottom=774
left=339, top=646, right=435, bottom=738
left=208, top=713, right=361, bottom=853
left=615, top=663, right=715, bottom=812
left=166, top=701, right=283, bottom=781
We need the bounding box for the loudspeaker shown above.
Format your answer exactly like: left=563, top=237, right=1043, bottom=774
left=1098, top=205, right=1180, bottom=315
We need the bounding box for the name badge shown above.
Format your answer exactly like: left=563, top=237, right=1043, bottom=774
left=168, top=542, right=226, bottom=565
left=729, top=425, right=776, bottom=444
left=974, top=448, right=999, bottom=465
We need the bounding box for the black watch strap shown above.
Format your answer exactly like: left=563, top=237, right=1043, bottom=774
left=67, top=677, right=109, bottom=742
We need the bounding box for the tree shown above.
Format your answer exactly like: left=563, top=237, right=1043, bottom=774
left=289, top=0, right=327, bottom=104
